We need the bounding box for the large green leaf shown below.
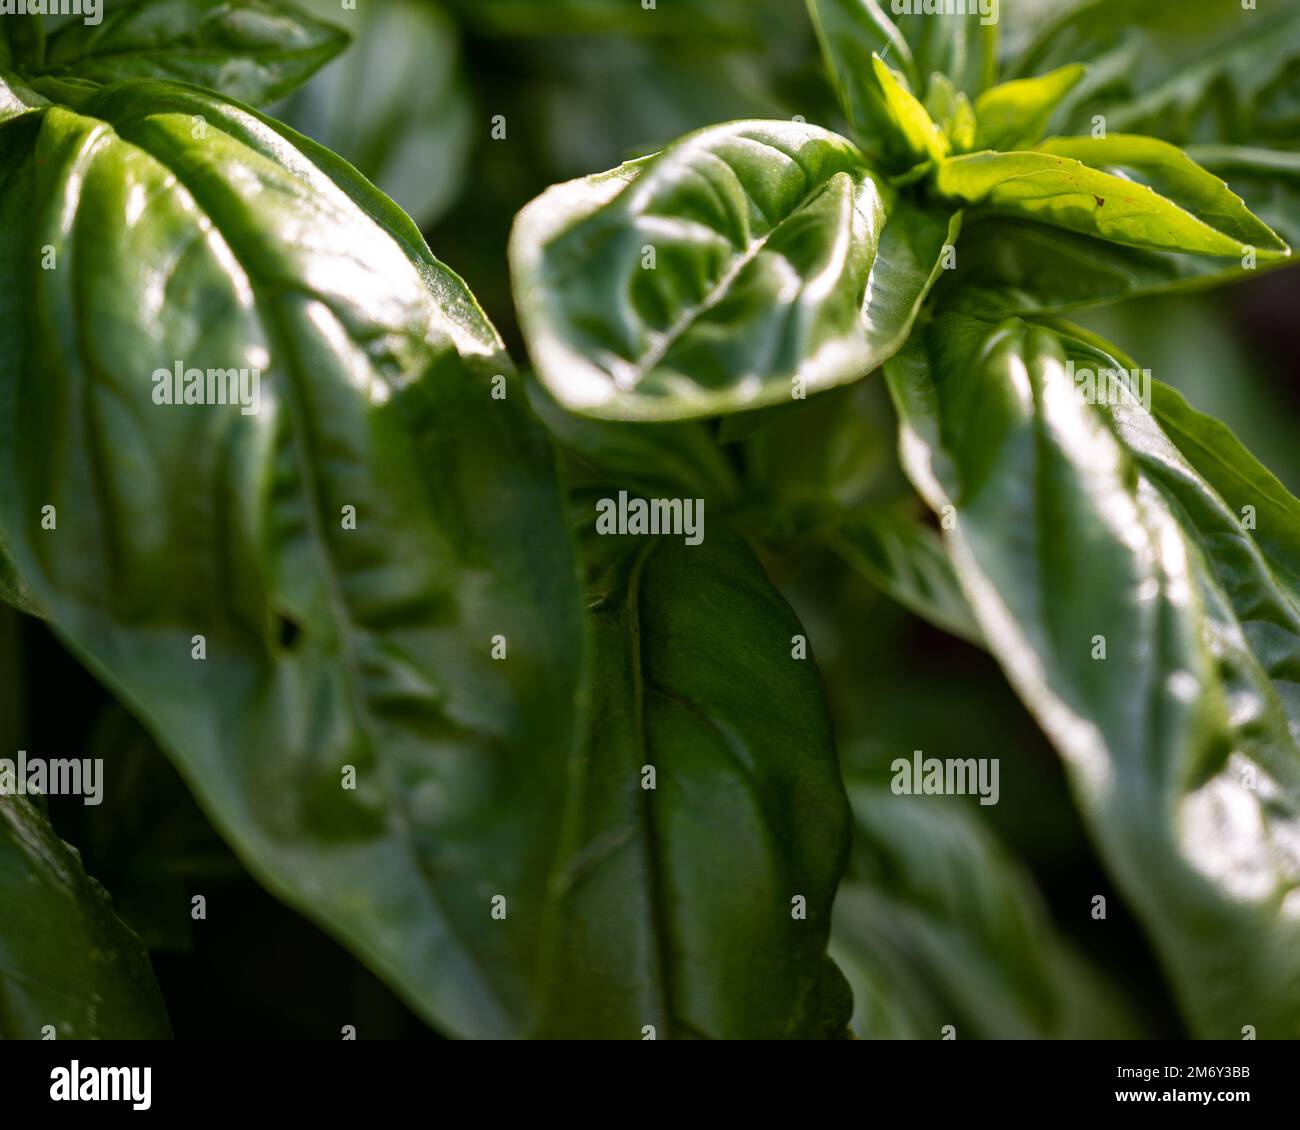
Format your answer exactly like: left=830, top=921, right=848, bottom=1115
left=832, top=783, right=1138, bottom=1039
left=1010, top=0, right=1300, bottom=148
left=935, top=146, right=1300, bottom=316
left=272, top=0, right=471, bottom=228
left=0, top=74, right=586, bottom=1039
left=511, top=120, right=958, bottom=421
left=885, top=313, right=1300, bottom=1037
left=39, top=0, right=349, bottom=105
left=536, top=522, right=852, bottom=1038
left=1048, top=319, right=1300, bottom=730
left=0, top=795, right=172, bottom=1039
left=934, top=143, right=1288, bottom=258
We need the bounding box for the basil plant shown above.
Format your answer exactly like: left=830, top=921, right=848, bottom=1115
left=1, top=0, right=1298, bottom=1041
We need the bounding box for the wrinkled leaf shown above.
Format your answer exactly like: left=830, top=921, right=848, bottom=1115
left=512, top=120, right=958, bottom=421
left=933, top=144, right=1287, bottom=258
left=40, top=0, right=349, bottom=106
left=972, top=65, right=1085, bottom=152
left=536, top=522, right=852, bottom=1038
left=832, top=783, right=1138, bottom=1039
left=886, top=313, right=1300, bottom=1037
left=0, top=795, right=172, bottom=1039
left=0, top=74, right=586, bottom=1039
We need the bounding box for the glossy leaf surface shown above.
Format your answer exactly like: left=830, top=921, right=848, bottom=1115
left=511, top=120, right=958, bottom=421
left=0, top=74, right=585, bottom=1039
left=885, top=314, right=1300, bottom=1037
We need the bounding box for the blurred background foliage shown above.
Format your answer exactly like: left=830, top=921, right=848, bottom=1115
left=2, top=0, right=1297, bottom=1038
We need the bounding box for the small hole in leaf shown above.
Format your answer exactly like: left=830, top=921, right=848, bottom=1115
left=276, top=614, right=302, bottom=651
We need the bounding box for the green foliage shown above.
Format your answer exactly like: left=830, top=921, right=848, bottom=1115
left=886, top=315, right=1300, bottom=1037
left=1, top=0, right=1298, bottom=1041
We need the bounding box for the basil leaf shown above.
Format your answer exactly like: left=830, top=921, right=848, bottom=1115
left=272, top=0, right=471, bottom=229
left=40, top=0, right=349, bottom=106
left=937, top=145, right=1300, bottom=316
left=537, top=523, right=852, bottom=1038
left=0, top=75, right=585, bottom=1039
left=830, top=509, right=982, bottom=647
left=972, top=65, right=1086, bottom=153
left=933, top=146, right=1288, bottom=259
left=1188, top=145, right=1300, bottom=251
left=1036, top=135, right=1288, bottom=254
left=886, top=313, right=1300, bottom=1037
left=0, top=796, right=172, bottom=1039
left=1011, top=0, right=1300, bottom=148
left=832, top=785, right=1138, bottom=1039
left=512, top=121, right=958, bottom=421
left=1046, top=318, right=1300, bottom=736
